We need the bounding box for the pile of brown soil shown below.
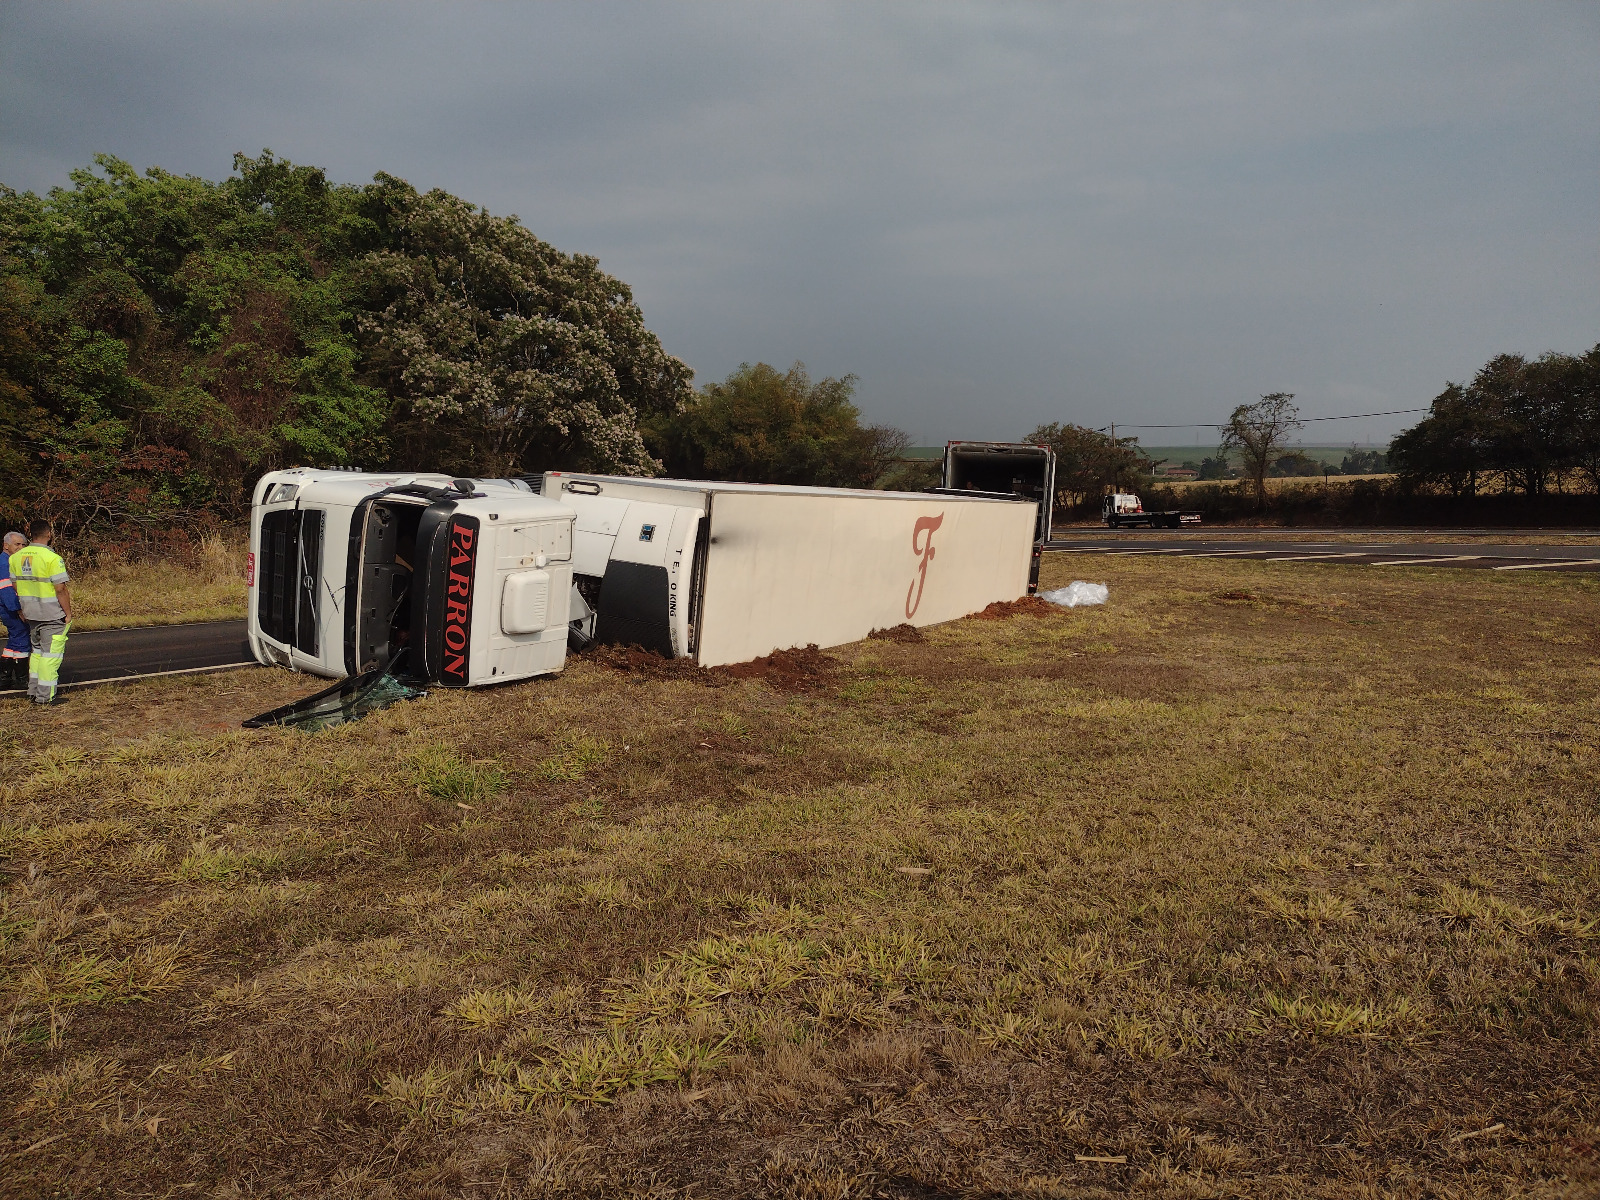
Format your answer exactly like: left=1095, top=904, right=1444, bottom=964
left=715, top=644, right=837, bottom=692
left=868, top=623, right=926, bottom=643
left=585, top=643, right=726, bottom=684
left=971, top=595, right=1054, bottom=620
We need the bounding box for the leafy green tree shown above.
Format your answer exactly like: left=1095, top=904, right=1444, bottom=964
left=1391, top=348, right=1600, bottom=498
left=1023, top=422, right=1151, bottom=505
left=0, top=151, right=693, bottom=537
left=1340, top=448, right=1388, bottom=475
left=0, top=153, right=390, bottom=532
left=646, top=361, right=904, bottom=487
left=1563, top=345, right=1600, bottom=493
left=1270, top=451, right=1322, bottom=477
left=1221, top=393, right=1300, bottom=506
left=1390, top=383, right=1488, bottom=497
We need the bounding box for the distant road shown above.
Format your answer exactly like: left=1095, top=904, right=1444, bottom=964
left=0, top=619, right=256, bottom=694
left=1051, top=526, right=1600, bottom=539
left=1045, top=533, right=1600, bottom=572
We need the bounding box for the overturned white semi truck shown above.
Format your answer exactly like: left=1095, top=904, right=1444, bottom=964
left=245, top=467, right=1040, bottom=688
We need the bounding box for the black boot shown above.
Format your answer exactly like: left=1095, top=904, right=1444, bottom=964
left=4, top=660, right=23, bottom=692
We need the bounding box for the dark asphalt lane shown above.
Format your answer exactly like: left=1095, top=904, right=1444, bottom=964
left=0, top=619, right=256, bottom=694
left=1045, top=535, right=1600, bottom=571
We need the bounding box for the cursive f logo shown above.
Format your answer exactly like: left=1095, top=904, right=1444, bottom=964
left=906, top=513, right=944, bottom=619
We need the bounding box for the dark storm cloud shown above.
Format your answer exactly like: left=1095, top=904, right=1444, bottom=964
left=2, top=2, right=1596, bottom=444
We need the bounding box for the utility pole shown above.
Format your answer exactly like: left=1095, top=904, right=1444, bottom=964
left=1109, top=422, right=1116, bottom=496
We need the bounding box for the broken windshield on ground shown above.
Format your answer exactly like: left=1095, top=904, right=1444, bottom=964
left=242, top=653, right=426, bottom=731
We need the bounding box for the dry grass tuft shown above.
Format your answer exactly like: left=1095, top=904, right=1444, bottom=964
left=70, top=532, right=247, bottom=630
left=867, top=624, right=926, bottom=643
left=1, top=552, right=1597, bottom=1196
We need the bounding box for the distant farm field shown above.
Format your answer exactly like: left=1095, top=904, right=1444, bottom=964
left=2, top=554, right=1596, bottom=1198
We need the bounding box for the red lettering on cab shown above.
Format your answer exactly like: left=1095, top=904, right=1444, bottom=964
left=440, top=518, right=479, bottom=686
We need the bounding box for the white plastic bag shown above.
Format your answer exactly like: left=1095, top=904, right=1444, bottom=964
left=1040, top=580, right=1108, bottom=608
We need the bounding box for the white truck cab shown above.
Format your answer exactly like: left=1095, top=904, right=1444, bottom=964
left=247, top=469, right=576, bottom=686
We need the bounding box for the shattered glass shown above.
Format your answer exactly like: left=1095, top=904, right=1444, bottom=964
left=242, top=653, right=426, bottom=731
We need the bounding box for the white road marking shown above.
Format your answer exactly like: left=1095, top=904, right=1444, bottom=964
left=1491, top=558, right=1600, bottom=571
left=1372, top=555, right=1482, bottom=566
left=1104, top=548, right=1189, bottom=556
left=1271, top=552, right=1369, bottom=561
left=1172, top=550, right=1276, bottom=557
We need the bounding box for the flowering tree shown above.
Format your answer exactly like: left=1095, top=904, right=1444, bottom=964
left=357, top=180, right=693, bottom=477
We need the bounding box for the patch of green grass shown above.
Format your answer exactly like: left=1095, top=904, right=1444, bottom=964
left=534, top=734, right=609, bottom=782
left=501, top=1026, right=732, bottom=1107
left=411, top=744, right=508, bottom=804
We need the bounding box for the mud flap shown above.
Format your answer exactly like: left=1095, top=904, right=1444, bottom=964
left=593, top=560, right=673, bottom=657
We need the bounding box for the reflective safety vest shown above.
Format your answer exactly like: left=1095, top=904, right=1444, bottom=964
left=11, top=544, right=68, bottom=621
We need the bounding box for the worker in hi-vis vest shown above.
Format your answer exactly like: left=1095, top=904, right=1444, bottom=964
left=11, top=520, right=73, bottom=705
left=0, top=530, right=31, bottom=691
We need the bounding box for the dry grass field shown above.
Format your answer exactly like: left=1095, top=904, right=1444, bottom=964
left=2, top=553, right=1596, bottom=1198
left=71, top=535, right=248, bottom=631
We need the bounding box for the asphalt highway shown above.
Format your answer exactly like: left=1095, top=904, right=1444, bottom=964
left=1, top=619, right=255, bottom=694
left=1045, top=533, right=1600, bottom=571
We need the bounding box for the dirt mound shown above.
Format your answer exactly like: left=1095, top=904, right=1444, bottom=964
left=971, top=595, right=1054, bottom=620
left=868, top=623, right=926, bottom=643
left=585, top=643, right=726, bottom=684
left=587, top=642, right=837, bottom=692
left=715, top=644, right=837, bottom=691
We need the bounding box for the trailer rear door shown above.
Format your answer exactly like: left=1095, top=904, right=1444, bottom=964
left=938, top=442, right=1055, bottom=541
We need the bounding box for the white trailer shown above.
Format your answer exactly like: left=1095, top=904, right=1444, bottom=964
left=245, top=468, right=1038, bottom=688
left=541, top=472, right=1037, bottom=668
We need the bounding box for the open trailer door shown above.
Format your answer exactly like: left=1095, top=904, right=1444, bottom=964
left=935, top=441, right=1055, bottom=590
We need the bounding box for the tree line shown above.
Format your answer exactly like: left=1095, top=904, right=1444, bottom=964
left=1027, top=344, right=1600, bottom=515
left=1391, top=348, right=1600, bottom=497
left=0, top=154, right=904, bottom=542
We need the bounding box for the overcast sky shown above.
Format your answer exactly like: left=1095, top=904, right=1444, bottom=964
left=2, top=2, right=1595, bottom=447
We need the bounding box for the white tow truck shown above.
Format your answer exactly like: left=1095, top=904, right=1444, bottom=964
left=246, top=467, right=1040, bottom=687
left=1101, top=492, right=1202, bottom=529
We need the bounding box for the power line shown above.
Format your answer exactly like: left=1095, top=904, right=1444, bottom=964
left=1097, top=407, right=1427, bottom=432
